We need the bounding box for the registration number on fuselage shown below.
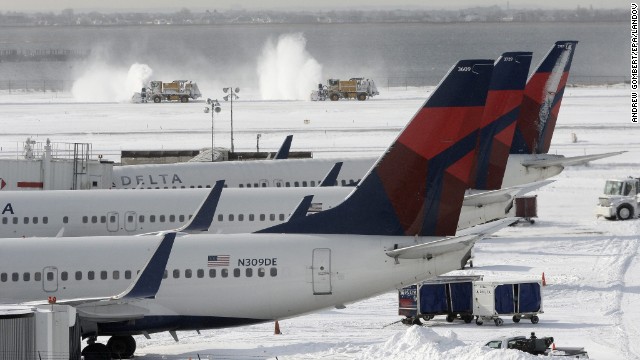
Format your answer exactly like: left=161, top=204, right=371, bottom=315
left=238, top=258, right=278, bottom=267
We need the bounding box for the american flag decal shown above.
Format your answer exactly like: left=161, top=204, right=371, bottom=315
left=208, top=255, right=230, bottom=267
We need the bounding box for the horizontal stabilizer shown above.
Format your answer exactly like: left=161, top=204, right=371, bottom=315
left=463, top=180, right=554, bottom=206
left=521, top=151, right=626, bottom=168
left=319, top=162, right=343, bottom=187
left=387, top=218, right=518, bottom=260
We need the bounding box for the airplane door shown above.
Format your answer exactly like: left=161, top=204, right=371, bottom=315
left=259, top=179, right=269, bottom=188
left=274, top=179, right=284, bottom=188
left=107, top=212, right=119, bottom=232
left=124, top=211, right=137, bottom=232
left=42, top=266, right=58, bottom=292
left=312, top=248, right=332, bottom=295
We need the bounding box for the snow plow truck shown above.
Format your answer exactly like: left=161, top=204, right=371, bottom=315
left=311, top=78, right=379, bottom=101
left=135, top=80, right=202, bottom=103
left=595, top=177, right=640, bottom=220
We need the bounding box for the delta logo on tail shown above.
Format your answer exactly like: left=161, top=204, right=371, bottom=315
left=472, top=52, right=533, bottom=190
left=259, top=59, right=494, bottom=237
left=510, top=41, right=578, bottom=155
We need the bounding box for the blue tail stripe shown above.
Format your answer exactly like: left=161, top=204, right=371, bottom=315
left=475, top=107, right=521, bottom=189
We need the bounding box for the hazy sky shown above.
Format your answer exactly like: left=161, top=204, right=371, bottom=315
left=3, top=0, right=629, bottom=13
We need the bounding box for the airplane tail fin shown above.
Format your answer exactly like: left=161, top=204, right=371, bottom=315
left=259, top=59, right=494, bottom=237
left=472, top=52, right=532, bottom=190
left=274, top=135, right=293, bottom=160
left=510, top=41, right=578, bottom=155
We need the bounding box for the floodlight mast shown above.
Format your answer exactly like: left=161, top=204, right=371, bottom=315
left=223, top=87, right=239, bottom=153
left=204, top=98, right=221, bottom=162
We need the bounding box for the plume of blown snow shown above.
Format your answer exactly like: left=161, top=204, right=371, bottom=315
left=257, top=33, right=322, bottom=100
left=356, top=326, right=540, bottom=360
left=71, top=63, right=152, bottom=102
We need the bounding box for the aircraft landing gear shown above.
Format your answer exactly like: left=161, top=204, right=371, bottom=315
left=81, top=342, right=110, bottom=360
left=82, top=335, right=137, bottom=360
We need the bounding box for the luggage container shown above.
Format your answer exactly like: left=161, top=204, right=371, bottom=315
left=473, top=280, right=543, bottom=326
left=398, top=276, right=482, bottom=325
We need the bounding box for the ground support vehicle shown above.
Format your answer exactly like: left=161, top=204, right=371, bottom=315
left=473, top=280, right=543, bottom=326
left=398, top=276, right=482, bottom=325
left=486, top=333, right=589, bottom=358
left=140, top=80, right=202, bottom=103
left=595, top=177, right=640, bottom=220
left=310, top=78, right=379, bottom=101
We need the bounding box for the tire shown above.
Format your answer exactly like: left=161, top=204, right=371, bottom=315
left=357, top=93, right=367, bottom=101
left=401, top=317, right=414, bottom=325
left=422, top=315, right=433, bottom=321
left=512, top=315, right=521, bottom=323
left=475, top=317, right=483, bottom=326
left=494, top=318, right=504, bottom=326
left=463, top=315, right=473, bottom=324
left=153, top=96, right=161, bottom=103
left=181, top=96, right=189, bottom=103
left=617, top=204, right=634, bottom=220
left=82, top=343, right=111, bottom=360
left=107, top=335, right=136, bottom=358
left=446, top=314, right=455, bottom=322
left=329, top=93, right=339, bottom=101
left=531, top=315, right=539, bottom=324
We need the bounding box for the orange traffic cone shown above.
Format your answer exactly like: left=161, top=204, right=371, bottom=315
left=552, top=342, right=556, bottom=351
left=274, top=320, right=282, bottom=335
left=542, top=272, right=547, bottom=286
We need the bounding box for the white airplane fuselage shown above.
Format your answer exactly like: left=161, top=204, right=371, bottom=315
left=0, top=233, right=469, bottom=336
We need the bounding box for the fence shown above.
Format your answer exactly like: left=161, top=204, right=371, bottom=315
left=0, top=80, right=72, bottom=93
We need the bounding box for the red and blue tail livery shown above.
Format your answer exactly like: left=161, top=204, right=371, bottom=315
left=472, top=52, right=532, bottom=190
left=510, top=41, right=578, bottom=155
left=259, top=59, right=494, bottom=237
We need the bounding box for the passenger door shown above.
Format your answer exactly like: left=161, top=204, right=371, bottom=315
left=42, top=266, right=58, bottom=292
left=107, top=211, right=119, bottom=232
left=124, top=211, right=137, bottom=232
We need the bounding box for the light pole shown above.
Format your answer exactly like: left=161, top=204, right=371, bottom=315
left=203, top=98, right=221, bottom=162
left=223, top=87, right=239, bottom=153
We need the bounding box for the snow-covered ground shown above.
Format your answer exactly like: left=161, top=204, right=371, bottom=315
left=0, top=85, right=635, bottom=359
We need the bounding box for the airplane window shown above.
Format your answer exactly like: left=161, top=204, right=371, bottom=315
left=12, top=217, right=18, bottom=224
left=302, top=181, right=308, bottom=187
left=163, top=270, right=167, bottom=279
left=75, top=271, right=82, bottom=280
left=197, top=185, right=202, bottom=188
left=101, top=216, right=106, bottom=223
left=150, top=215, right=156, bottom=223
left=247, top=183, right=251, bottom=188
left=1, top=217, right=6, bottom=224
left=23, top=272, right=30, bottom=282
left=341, top=180, right=346, bottom=186
left=218, top=214, right=223, bottom=222
left=246, top=268, right=253, bottom=277
left=239, top=184, right=244, bottom=188
left=185, top=269, right=192, bottom=278
left=197, top=269, right=204, bottom=278
left=160, top=215, right=166, bottom=222
left=61, top=272, right=67, bottom=281
left=179, top=215, right=185, bottom=222
left=33, top=217, right=38, bottom=224
left=128, top=215, right=134, bottom=222
left=181, top=186, right=186, bottom=189
left=221, top=269, right=228, bottom=278
left=100, top=271, right=107, bottom=280
left=253, top=183, right=258, bottom=188
left=12, top=272, right=19, bottom=282
left=310, top=181, right=316, bottom=187
left=172, top=186, right=177, bottom=189
left=239, top=214, right=244, bottom=221
left=23, top=217, right=29, bottom=224
left=0, top=273, right=6, bottom=282
left=209, top=269, right=216, bottom=278
left=233, top=268, right=240, bottom=277
left=34, top=272, right=41, bottom=281
left=88, top=271, right=95, bottom=280
left=262, top=183, right=267, bottom=188
left=229, top=214, right=234, bottom=221
left=125, top=270, right=131, bottom=280
left=113, top=271, right=119, bottom=280
left=270, top=214, right=275, bottom=221
left=91, top=216, right=98, bottom=224
left=260, top=214, right=266, bottom=221
left=190, top=186, right=195, bottom=188
left=46, top=272, right=54, bottom=281
left=270, top=268, right=278, bottom=277
left=276, top=183, right=282, bottom=188
left=63, top=216, right=68, bottom=224
left=170, top=215, right=175, bottom=222
left=205, top=185, right=211, bottom=188
left=173, top=269, right=180, bottom=278
left=258, top=268, right=265, bottom=277
left=279, top=214, right=285, bottom=221
left=82, top=216, right=88, bottom=223
left=43, top=217, right=48, bottom=224
left=286, top=182, right=291, bottom=187
left=189, top=215, right=193, bottom=219
left=249, top=214, right=255, bottom=221
left=223, top=185, right=228, bottom=188
left=139, top=215, right=145, bottom=223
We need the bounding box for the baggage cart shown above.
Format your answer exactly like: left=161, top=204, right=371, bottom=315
left=473, top=280, right=543, bottom=326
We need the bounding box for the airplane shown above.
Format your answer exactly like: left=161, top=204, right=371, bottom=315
left=111, top=41, right=623, bottom=192
left=0, top=58, right=516, bottom=360
left=0, top=52, right=538, bottom=239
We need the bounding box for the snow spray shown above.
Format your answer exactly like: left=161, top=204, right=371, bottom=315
left=257, top=33, right=322, bottom=100
left=71, top=63, right=153, bottom=102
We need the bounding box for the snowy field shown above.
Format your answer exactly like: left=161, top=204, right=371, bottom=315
left=0, top=84, right=636, bottom=359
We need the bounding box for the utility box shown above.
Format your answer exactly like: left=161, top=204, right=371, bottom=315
left=515, top=195, right=537, bottom=220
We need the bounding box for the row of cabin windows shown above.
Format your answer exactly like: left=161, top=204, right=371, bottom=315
left=140, top=179, right=359, bottom=190
left=0, top=267, right=278, bottom=283
left=217, top=213, right=286, bottom=222
left=2, top=214, right=193, bottom=226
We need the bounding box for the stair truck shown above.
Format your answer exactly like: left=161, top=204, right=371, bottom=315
left=310, top=78, right=379, bottom=101
left=595, top=177, right=640, bottom=220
